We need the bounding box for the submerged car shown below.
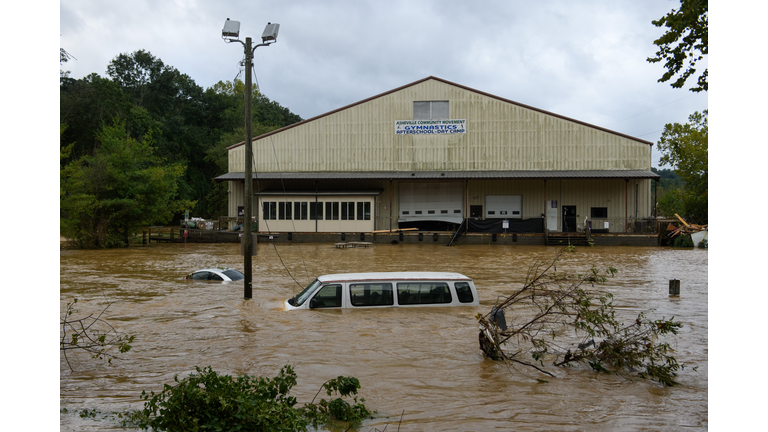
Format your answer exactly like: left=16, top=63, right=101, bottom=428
left=285, top=271, right=480, bottom=310
left=184, top=267, right=245, bottom=282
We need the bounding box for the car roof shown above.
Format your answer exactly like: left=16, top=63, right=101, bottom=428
left=317, top=272, right=471, bottom=283
left=192, top=267, right=240, bottom=273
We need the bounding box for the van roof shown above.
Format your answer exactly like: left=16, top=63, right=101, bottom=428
left=317, top=272, right=472, bottom=283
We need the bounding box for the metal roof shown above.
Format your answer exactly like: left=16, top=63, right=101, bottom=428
left=227, top=76, right=654, bottom=150
left=215, top=170, right=660, bottom=182
left=256, top=189, right=383, bottom=196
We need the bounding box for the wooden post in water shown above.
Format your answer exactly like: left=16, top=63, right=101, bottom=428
left=143, top=231, right=147, bottom=245
left=669, top=279, right=680, bottom=296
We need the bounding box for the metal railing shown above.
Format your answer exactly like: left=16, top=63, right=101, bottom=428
left=584, top=218, right=658, bottom=234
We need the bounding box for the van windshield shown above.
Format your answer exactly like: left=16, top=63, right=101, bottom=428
left=292, top=279, right=323, bottom=306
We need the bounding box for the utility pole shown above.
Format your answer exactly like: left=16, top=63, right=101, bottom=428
left=222, top=19, right=280, bottom=299
left=243, top=36, right=254, bottom=299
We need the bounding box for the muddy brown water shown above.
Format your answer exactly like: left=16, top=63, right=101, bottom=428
left=60, top=243, right=708, bottom=431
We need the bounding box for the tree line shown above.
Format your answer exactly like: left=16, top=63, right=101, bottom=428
left=60, top=49, right=303, bottom=247
left=648, top=0, right=708, bottom=224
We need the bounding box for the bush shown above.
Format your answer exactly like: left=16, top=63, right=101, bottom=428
left=130, top=365, right=373, bottom=431
left=673, top=234, right=694, bottom=248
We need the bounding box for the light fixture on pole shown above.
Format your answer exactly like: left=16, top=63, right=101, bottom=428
left=222, top=18, right=280, bottom=299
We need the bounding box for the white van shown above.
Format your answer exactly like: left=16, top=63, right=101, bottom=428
left=284, top=272, right=480, bottom=310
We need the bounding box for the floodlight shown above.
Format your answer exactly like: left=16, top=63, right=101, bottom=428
left=222, top=18, right=240, bottom=38
left=261, top=22, right=280, bottom=43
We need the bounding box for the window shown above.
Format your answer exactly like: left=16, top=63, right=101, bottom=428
left=357, top=202, right=365, bottom=220
left=285, top=202, right=292, bottom=219
left=350, top=283, right=394, bottom=307
left=591, top=207, right=608, bottom=218
left=347, top=202, right=355, bottom=220
left=455, top=282, right=474, bottom=303
left=310, top=202, right=323, bottom=220
left=312, top=284, right=342, bottom=308
left=190, top=271, right=211, bottom=280
left=279, top=202, right=286, bottom=220
left=263, top=202, right=276, bottom=220
left=414, top=101, right=449, bottom=120
left=294, top=202, right=301, bottom=220
left=326, top=202, right=332, bottom=220
left=301, top=202, right=308, bottom=220
left=332, top=202, right=339, bottom=220
left=397, top=282, right=452, bottom=305
left=222, top=270, right=244, bottom=281
left=339, top=202, right=354, bottom=220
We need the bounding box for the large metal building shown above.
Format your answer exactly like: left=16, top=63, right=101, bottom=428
left=216, top=76, right=658, bottom=237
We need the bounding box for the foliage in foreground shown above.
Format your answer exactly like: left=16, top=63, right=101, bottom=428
left=128, top=365, right=373, bottom=431
left=478, top=247, right=684, bottom=386
left=60, top=298, right=135, bottom=371
left=647, top=0, right=708, bottom=92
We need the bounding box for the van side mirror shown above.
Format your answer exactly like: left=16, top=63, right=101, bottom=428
left=309, top=298, right=319, bottom=309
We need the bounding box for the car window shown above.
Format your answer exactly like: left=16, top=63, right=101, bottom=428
left=312, top=284, right=342, bottom=308
left=209, top=273, right=224, bottom=281
left=190, top=271, right=210, bottom=280
left=222, top=269, right=244, bottom=281
left=350, top=283, right=394, bottom=307
left=397, top=282, right=452, bottom=305
left=454, top=282, right=474, bottom=303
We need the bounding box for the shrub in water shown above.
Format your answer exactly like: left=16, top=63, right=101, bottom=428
left=132, top=365, right=373, bottom=431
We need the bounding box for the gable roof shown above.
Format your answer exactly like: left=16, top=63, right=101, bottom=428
left=227, top=76, right=653, bottom=150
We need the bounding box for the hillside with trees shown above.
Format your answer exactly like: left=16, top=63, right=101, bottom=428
left=60, top=50, right=303, bottom=247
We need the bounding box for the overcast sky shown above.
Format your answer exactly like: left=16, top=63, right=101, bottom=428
left=58, top=0, right=709, bottom=167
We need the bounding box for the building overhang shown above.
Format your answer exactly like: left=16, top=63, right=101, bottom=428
left=215, top=170, right=661, bottom=182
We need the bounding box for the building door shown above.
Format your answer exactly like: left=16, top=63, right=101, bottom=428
left=562, top=206, right=577, bottom=233
left=470, top=205, right=483, bottom=219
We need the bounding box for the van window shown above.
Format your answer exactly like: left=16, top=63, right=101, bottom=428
left=454, top=282, right=475, bottom=303
left=312, top=284, right=342, bottom=308
left=350, top=283, right=394, bottom=307
left=397, top=282, right=452, bottom=305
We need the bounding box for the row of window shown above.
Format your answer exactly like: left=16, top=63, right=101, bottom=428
left=312, top=282, right=475, bottom=308
left=401, top=209, right=462, bottom=215
left=263, top=201, right=371, bottom=221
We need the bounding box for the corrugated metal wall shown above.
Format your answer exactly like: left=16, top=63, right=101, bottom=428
left=229, top=79, right=651, bottom=173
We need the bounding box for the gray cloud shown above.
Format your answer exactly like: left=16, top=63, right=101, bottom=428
left=59, top=0, right=709, bottom=166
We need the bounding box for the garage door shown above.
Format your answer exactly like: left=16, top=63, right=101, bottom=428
left=399, top=182, right=463, bottom=224
left=485, top=195, right=522, bottom=219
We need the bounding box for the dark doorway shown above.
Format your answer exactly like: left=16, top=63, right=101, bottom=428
left=562, top=206, right=577, bottom=233
left=470, top=205, right=483, bottom=219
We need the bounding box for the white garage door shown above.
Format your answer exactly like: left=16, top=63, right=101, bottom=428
left=485, top=195, right=522, bottom=219
left=399, top=182, right=463, bottom=224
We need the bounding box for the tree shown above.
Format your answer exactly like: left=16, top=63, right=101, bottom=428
left=647, top=0, right=708, bottom=92
left=61, top=299, right=135, bottom=371
left=60, top=122, right=194, bottom=248
left=477, top=247, right=684, bottom=386
left=60, top=73, right=133, bottom=160
left=657, top=110, right=708, bottom=223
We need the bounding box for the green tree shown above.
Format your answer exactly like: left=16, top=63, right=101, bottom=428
left=657, top=110, right=708, bottom=223
left=60, top=73, right=133, bottom=160
left=60, top=122, right=194, bottom=248
left=647, top=0, right=708, bottom=92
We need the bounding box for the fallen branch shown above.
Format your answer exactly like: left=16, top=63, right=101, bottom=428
left=477, top=246, right=684, bottom=386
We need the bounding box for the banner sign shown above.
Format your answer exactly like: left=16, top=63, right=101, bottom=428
left=395, top=119, right=466, bottom=135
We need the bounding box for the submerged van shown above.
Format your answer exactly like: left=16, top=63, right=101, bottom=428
left=284, top=272, right=480, bottom=310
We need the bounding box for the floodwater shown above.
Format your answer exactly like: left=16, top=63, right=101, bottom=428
left=60, top=242, right=708, bottom=431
